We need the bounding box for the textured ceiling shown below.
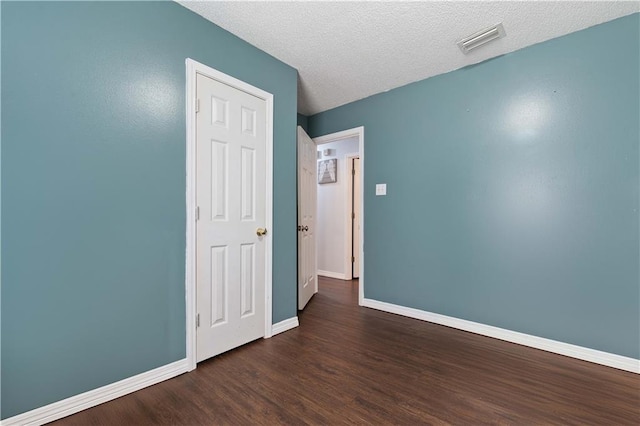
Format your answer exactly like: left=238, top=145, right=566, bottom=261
left=178, top=1, right=639, bottom=115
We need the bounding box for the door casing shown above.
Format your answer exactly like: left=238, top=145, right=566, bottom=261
left=185, top=58, right=274, bottom=371
left=345, top=154, right=361, bottom=279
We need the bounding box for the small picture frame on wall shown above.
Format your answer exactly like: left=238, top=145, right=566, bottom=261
left=318, top=159, right=337, bottom=184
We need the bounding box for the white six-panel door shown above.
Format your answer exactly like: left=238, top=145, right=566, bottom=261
left=297, top=127, right=317, bottom=309
left=196, top=73, right=267, bottom=362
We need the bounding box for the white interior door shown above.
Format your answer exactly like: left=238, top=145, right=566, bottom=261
left=297, top=126, right=317, bottom=310
left=352, top=158, right=361, bottom=278
left=196, top=73, right=267, bottom=362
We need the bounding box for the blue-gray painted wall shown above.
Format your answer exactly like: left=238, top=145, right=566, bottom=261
left=297, top=113, right=309, bottom=133
left=309, top=14, right=640, bottom=359
left=1, top=1, right=297, bottom=419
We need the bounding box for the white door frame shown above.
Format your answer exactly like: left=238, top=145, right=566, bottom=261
left=185, top=58, right=274, bottom=371
left=344, top=153, right=359, bottom=280
left=313, top=126, right=364, bottom=305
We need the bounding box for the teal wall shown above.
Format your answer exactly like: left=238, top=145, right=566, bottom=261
left=1, top=1, right=297, bottom=419
left=297, top=113, right=309, bottom=133
left=309, top=14, right=640, bottom=359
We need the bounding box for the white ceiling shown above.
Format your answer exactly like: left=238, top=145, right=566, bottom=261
left=178, top=1, right=639, bottom=115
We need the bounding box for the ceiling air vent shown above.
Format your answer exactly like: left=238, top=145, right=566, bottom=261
left=457, top=23, right=506, bottom=54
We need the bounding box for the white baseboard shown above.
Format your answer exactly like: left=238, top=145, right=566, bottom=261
left=1, top=359, right=189, bottom=426
left=361, top=298, right=640, bottom=374
left=3, top=316, right=301, bottom=426
left=271, top=316, right=299, bottom=336
left=317, top=270, right=347, bottom=280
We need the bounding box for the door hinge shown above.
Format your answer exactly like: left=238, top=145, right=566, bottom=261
left=195, top=206, right=200, bottom=221
left=351, top=212, right=355, bottom=219
left=196, top=313, right=200, bottom=328
left=352, top=168, right=355, bottom=176
left=351, top=256, right=355, bottom=263
left=195, top=98, right=200, bottom=113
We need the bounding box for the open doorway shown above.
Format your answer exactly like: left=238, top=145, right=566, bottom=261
left=312, top=127, right=364, bottom=303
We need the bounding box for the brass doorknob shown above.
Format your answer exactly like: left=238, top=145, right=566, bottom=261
left=256, top=227, right=268, bottom=236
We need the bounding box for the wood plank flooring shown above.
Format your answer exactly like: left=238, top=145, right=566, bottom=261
left=52, top=277, right=639, bottom=425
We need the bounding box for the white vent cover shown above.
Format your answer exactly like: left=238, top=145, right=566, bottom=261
left=457, top=23, right=506, bottom=54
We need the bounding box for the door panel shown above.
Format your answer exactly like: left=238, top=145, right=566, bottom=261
left=298, top=127, right=317, bottom=310
left=196, top=73, right=266, bottom=362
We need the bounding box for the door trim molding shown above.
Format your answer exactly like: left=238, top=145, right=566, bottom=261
left=185, top=58, right=274, bottom=371
left=362, top=298, right=640, bottom=374
left=313, top=127, right=364, bottom=304
left=344, top=153, right=359, bottom=280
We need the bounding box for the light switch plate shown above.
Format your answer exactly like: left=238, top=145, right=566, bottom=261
left=376, top=183, right=387, bottom=196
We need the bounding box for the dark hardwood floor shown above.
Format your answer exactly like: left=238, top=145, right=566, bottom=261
left=52, top=277, right=639, bottom=425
